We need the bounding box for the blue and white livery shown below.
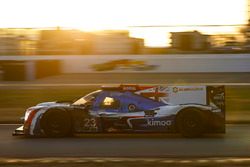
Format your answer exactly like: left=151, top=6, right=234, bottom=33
left=13, top=85, right=225, bottom=137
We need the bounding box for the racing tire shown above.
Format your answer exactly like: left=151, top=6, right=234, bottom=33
left=176, top=108, right=205, bottom=138
left=41, top=108, right=72, bottom=137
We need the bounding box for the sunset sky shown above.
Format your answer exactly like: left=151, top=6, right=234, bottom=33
left=0, top=0, right=247, bottom=46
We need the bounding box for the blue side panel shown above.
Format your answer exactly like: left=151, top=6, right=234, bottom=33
left=119, top=92, right=165, bottom=112
left=91, top=91, right=166, bottom=113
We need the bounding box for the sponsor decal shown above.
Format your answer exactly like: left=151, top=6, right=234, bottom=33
left=173, top=87, right=203, bottom=93
left=122, top=86, right=137, bottom=91
left=147, top=119, right=172, bottom=126
left=211, top=92, right=225, bottom=106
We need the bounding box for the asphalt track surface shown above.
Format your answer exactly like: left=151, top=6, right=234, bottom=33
left=1, top=124, right=250, bottom=158
left=0, top=73, right=250, bottom=162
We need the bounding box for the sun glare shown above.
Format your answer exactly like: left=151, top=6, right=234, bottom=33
left=0, top=0, right=247, bottom=46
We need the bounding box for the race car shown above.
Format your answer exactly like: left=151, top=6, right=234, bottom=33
left=13, top=84, right=225, bottom=137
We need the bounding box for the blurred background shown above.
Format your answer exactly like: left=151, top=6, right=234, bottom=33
left=0, top=0, right=249, bottom=55
left=0, top=0, right=249, bottom=124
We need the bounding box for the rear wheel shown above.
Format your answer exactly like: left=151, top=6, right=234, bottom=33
left=41, top=108, right=72, bottom=137
left=176, top=108, right=205, bottom=138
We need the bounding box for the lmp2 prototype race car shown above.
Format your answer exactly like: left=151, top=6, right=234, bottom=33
left=13, top=84, right=225, bottom=138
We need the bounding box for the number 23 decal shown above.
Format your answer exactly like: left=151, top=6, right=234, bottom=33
left=84, top=118, right=97, bottom=129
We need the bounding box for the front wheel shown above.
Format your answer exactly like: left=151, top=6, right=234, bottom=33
left=41, top=108, right=72, bottom=137
left=176, top=108, right=205, bottom=138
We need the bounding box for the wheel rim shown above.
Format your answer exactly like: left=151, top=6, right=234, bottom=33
left=48, top=119, right=63, bottom=134
left=186, top=119, right=197, bottom=128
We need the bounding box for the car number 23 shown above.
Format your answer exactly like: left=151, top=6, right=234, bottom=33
left=83, top=118, right=98, bottom=130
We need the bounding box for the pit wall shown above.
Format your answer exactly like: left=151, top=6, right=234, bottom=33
left=0, top=54, right=250, bottom=81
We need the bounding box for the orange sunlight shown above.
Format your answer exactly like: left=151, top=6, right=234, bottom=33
left=0, top=0, right=247, bottom=46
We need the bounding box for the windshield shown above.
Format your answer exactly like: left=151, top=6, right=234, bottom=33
left=72, top=90, right=101, bottom=106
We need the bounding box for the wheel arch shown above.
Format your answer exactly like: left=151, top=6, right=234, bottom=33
left=175, top=106, right=210, bottom=132
left=40, top=107, right=73, bottom=137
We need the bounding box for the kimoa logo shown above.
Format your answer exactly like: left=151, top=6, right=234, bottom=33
left=147, top=119, right=172, bottom=126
